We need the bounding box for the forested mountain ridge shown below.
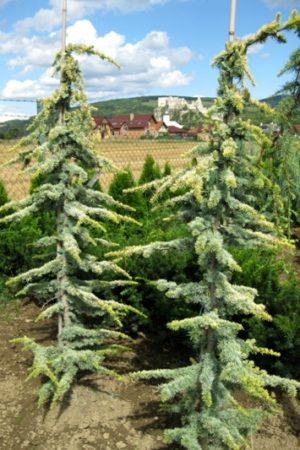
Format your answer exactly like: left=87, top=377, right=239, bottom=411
left=0, top=94, right=291, bottom=137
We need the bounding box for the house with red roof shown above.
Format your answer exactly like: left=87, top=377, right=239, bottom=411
left=148, top=120, right=168, bottom=137
left=93, top=116, right=112, bottom=140
left=93, top=113, right=205, bottom=140
left=167, top=125, right=188, bottom=138
left=186, top=126, right=204, bottom=139
left=93, top=113, right=158, bottom=139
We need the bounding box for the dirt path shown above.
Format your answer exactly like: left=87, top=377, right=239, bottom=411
left=0, top=302, right=172, bottom=450
left=1, top=302, right=300, bottom=450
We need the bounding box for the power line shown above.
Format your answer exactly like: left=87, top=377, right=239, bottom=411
left=0, top=112, right=31, bottom=119
left=0, top=96, right=111, bottom=102
left=0, top=96, right=108, bottom=104
left=0, top=98, right=37, bottom=103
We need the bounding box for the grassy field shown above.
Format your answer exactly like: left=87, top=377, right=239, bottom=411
left=0, top=139, right=197, bottom=199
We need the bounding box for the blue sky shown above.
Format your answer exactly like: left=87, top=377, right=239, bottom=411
left=0, top=0, right=299, bottom=120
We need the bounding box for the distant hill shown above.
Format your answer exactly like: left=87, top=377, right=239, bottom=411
left=91, top=96, right=157, bottom=116
left=91, top=95, right=216, bottom=117
left=0, top=118, right=31, bottom=138
left=0, top=94, right=288, bottom=133
left=200, top=97, right=216, bottom=108
left=260, top=94, right=287, bottom=108
left=91, top=95, right=286, bottom=117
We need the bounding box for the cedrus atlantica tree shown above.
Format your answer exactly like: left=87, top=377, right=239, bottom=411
left=0, top=44, right=142, bottom=407
left=108, top=11, right=300, bottom=450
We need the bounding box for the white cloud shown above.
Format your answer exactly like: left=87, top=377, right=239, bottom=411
left=168, top=47, right=195, bottom=65
left=139, top=30, right=169, bottom=50
left=247, top=44, right=271, bottom=60
left=15, top=9, right=60, bottom=34
left=248, top=43, right=264, bottom=55
left=67, top=19, right=98, bottom=45
left=3, top=79, right=49, bottom=99
left=13, top=0, right=170, bottom=34
left=263, top=0, right=300, bottom=8
left=150, top=56, right=171, bottom=70
left=0, top=104, right=31, bottom=123
left=1, top=20, right=195, bottom=100
left=1, top=33, right=59, bottom=70
left=157, top=70, right=192, bottom=88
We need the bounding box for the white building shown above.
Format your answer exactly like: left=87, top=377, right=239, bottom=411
left=162, top=112, right=183, bottom=129
left=157, top=96, right=207, bottom=114
left=190, top=97, right=206, bottom=113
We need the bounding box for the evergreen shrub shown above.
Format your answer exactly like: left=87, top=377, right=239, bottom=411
left=113, top=220, right=193, bottom=330
left=0, top=180, right=44, bottom=276
left=108, top=167, right=145, bottom=217
left=105, top=177, right=191, bottom=330
left=0, top=179, right=9, bottom=206
left=233, top=248, right=300, bottom=378
left=139, top=154, right=161, bottom=185
left=0, top=216, right=43, bottom=276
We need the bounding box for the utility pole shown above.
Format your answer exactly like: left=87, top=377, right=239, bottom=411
left=228, top=0, right=237, bottom=42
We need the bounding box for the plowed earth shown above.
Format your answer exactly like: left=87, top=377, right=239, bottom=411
left=0, top=301, right=300, bottom=450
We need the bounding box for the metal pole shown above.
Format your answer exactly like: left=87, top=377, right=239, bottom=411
left=228, top=0, right=237, bottom=43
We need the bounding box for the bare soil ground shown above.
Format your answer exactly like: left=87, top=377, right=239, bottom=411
left=1, top=301, right=300, bottom=450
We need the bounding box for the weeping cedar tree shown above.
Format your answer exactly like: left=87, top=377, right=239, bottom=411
left=264, top=22, right=300, bottom=235
left=0, top=44, right=142, bottom=407
left=109, top=12, right=300, bottom=450
left=277, top=20, right=300, bottom=125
